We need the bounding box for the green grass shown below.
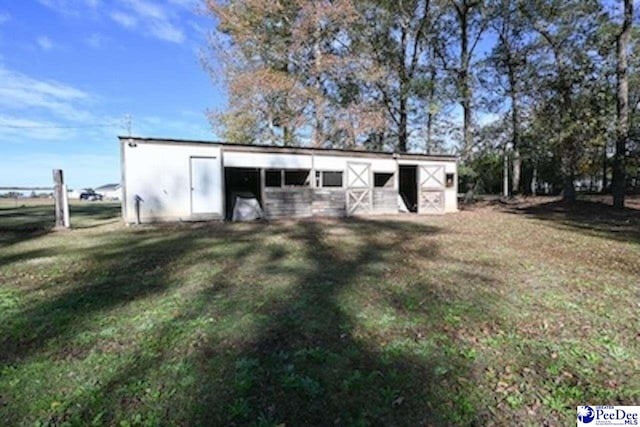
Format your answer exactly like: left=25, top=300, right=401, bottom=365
left=0, top=199, right=638, bottom=426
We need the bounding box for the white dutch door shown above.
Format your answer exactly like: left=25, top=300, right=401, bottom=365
left=419, top=164, right=445, bottom=214
left=190, top=157, right=220, bottom=215
left=346, top=162, right=372, bottom=215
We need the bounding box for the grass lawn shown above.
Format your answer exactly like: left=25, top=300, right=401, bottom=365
left=0, top=198, right=638, bottom=426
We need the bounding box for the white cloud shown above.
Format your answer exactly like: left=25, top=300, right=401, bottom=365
left=167, top=0, right=197, bottom=10
left=117, top=0, right=185, bottom=43
left=0, top=65, right=92, bottom=121
left=36, top=36, right=54, bottom=51
left=85, top=33, right=108, bottom=48
left=110, top=11, right=137, bottom=29
left=39, top=0, right=187, bottom=44
left=0, top=12, right=10, bottom=24
left=38, top=0, right=101, bottom=15
left=0, top=65, right=122, bottom=187
left=148, top=20, right=185, bottom=43
left=0, top=116, right=73, bottom=142
left=124, top=0, right=165, bottom=20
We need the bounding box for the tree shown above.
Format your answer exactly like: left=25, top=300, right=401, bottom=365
left=202, top=0, right=633, bottom=205
left=204, top=0, right=304, bottom=145
left=612, top=0, right=634, bottom=208
left=355, top=0, right=440, bottom=152
left=436, top=0, right=488, bottom=160
left=522, top=0, right=604, bottom=202
left=628, top=25, right=640, bottom=193
left=205, top=0, right=381, bottom=147
left=486, top=0, right=528, bottom=195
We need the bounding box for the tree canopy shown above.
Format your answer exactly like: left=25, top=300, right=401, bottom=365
left=204, top=0, right=637, bottom=202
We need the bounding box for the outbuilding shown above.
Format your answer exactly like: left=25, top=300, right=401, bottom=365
left=119, top=136, right=458, bottom=223
left=95, top=183, right=122, bottom=201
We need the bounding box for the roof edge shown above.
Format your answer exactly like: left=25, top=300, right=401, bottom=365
left=117, top=135, right=459, bottom=160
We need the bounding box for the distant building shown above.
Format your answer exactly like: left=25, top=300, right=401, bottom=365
left=95, top=183, right=122, bottom=200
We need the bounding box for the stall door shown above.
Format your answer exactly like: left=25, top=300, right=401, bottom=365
left=190, top=157, right=220, bottom=215
left=346, top=162, right=372, bottom=216
left=419, top=164, right=445, bottom=214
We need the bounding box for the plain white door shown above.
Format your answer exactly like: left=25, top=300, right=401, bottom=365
left=190, top=157, right=220, bottom=215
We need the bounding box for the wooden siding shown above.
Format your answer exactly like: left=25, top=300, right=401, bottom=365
left=311, top=189, right=346, bottom=217
left=263, top=188, right=313, bottom=219
left=263, top=187, right=397, bottom=219
left=264, top=188, right=347, bottom=219
left=372, top=188, right=398, bottom=214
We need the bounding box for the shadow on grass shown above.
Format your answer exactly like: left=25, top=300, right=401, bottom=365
left=184, top=218, right=494, bottom=425
left=0, top=204, right=54, bottom=246
left=504, top=199, right=640, bottom=245
left=1, top=217, right=503, bottom=426
left=0, top=223, right=266, bottom=365
left=0, top=202, right=121, bottom=246
left=69, top=203, right=122, bottom=229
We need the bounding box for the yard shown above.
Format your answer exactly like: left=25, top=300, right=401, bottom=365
left=0, top=198, right=638, bottom=426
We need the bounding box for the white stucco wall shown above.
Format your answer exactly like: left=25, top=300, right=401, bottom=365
left=122, top=141, right=222, bottom=222
left=443, top=161, right=458, bottom=212
left=313, top=154, right=397, bottom=174
left=223, top=151, right=312, bottom=169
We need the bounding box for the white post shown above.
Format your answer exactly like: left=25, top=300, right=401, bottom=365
left=531, top=167, right=538, bottom=196
left=62, top=184, right=70, bottom=227
left=53, top=169, right=70, bottom=229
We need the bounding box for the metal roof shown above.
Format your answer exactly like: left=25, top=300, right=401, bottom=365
left=118, top=136, right=458, bottom=161
left=95, top=183, right=121, bottom=191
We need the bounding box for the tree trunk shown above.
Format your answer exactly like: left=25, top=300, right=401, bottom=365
left=283, top=126, right=293, bottom=146
left=398, top=24, right=409, bottom=154
left=426, top=112, right=433, bottom=154
left=512, top=150, right=521, bottom=195
left=426, top=59, right=437, bottom=155
left=559, top=83, right=576, bottom=202
left=612, top=0, right=633, bottom=209
left=461, top=87, right=472, bottom=159
left=459, top=4, right=473, bottom=160
left=508, top=68, right=521, bottom=194
left=399, top=95, right=408, bottom=152
left=313, top=100, right=324, bottom=147
left=531, top=165, right=537, bottom=196
left=563, top=172, right=576, bottom=203
left=313, top=35, right=324, bottom=148
left=602, top=142, right=608, bottom=193
left=268, top=112, right=277, bottom=145
left=503, top=149, right=509, bottom=198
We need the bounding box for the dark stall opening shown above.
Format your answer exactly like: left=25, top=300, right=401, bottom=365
left=224, top=167, right=261, bottom=220
left=399, top=165, right=418, bottom=213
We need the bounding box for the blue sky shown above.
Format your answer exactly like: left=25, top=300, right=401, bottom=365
left=0, top=0, right=224, bottom=189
